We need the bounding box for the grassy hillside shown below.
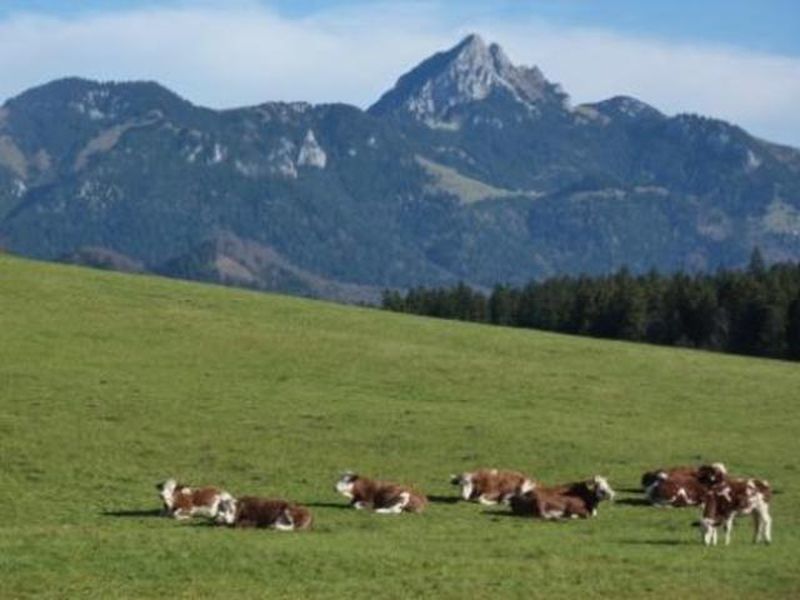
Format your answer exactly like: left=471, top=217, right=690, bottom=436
left=0, top=254, right=798, bottom=599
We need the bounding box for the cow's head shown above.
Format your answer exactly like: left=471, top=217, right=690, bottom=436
left=592, top=476, right=615, bottom=501
left=214, top=493, right=237, bottom=525
left=697, top=463, right=727, bottom=486
left=450, top=472, right=474, bottom=501
left=156, top=478, right=178, bottom=509
left=449, top=473, right=465, bottom=486
left=335, top=472, right=359, bottom=498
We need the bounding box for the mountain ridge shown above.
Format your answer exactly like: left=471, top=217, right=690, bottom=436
left=1, top=35, right=799, bottom=301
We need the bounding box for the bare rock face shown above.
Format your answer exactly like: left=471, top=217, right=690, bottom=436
left=369, top=34, right=567, bottom=126
left=296, top=130, right=327, bottom=169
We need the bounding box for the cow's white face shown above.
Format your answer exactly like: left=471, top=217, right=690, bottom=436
left=335, top=473, right=357, bottom=498
left=519, top=478, right=536, bottom=494
left=593, top=476, right=615, bottom=501
left=156, top=478, right=178, bottom=509
left=450, top=473, right=473, bottom=500
left=214, top=495, right=237, bottom=525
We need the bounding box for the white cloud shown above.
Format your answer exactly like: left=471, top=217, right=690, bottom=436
left=1, top=2, right=799, bottom=146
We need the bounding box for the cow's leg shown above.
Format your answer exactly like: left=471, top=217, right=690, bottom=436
left=751, top=511, right=762, bottom=543
left=460, top=482, right=473, bottom=501
left=723, top=516, right=734, bottom=546
left=194, top=503, right=216, bottom=519
left=273, top=510, right=295, bottom=531
left=757, top=505, right=772, bottom=544
left=701, top=519, right=715, bottom=546
left=478, top=494, right=497, bottom=506
left=374, top=503, right=403, bottom=514
left=352, top=500, right=368, bottom=510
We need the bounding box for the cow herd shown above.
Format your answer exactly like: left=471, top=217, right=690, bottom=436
left=640, top=462, right=773, bottom=545
left=155, top=461, right=773, bottom=546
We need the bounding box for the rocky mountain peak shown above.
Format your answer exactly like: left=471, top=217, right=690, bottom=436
left=369, top=34, right=567, bottom=125
left=370, top=34, right=567, bottom=126
left=585, top=95, right=665, bottom=121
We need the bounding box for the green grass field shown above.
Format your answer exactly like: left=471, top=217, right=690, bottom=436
left=1, top=254, right=799, bottom=598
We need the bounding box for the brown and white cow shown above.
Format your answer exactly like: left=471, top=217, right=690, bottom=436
left=156, top=478, right=227, bottom=520
left=509, top=476, right=615, bottom=520
left=699, top=478, right=772, bottom=546
left=335, top=472, right=427, bottom=514
left=214, top=495, right=313, bottom=531
left=644, top=463, right=727, bottom=506
left=641, top=465, right=695, bottom=489
left=450, top=469, right=535, bottom=505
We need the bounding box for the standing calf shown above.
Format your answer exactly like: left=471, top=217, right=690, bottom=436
left=699, top=478, right=772, bottom=546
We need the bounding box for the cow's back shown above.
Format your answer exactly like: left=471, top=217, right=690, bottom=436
left=237, top=497, right=288, bottom=527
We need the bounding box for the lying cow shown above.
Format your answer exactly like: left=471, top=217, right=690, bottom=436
left=156, top=478, right=227, bottom=520
left=450, top=469, right=535, bottom=505
left=644, top=463, right=727, bottom=506
left=335, top=472, right=427, bottom=514
left=699, top=478, right=772, bottom=546
left=509, top=476, right=615, bottom=520
left=214, top=495, right=313, bottom=531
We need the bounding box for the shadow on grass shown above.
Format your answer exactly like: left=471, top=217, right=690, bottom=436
left=482, top=511, right=580, bottom=525
left=617, top=539, right=691, bottom=546
left=481, top=510, right=526, bottom=519
left=614, top=498, right=652, bottom=507
left=102, top=508, right=163, bottom=518
left=302, top=501, right=354, bottom=510
left=616, top=487, right=645, bottom=494
left=428, top=495, right=460, bottom=505
left=189, top=520, right=220, bottom=528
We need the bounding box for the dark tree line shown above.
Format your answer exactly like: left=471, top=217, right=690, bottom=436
left=382, top=250, right=800, bottom=361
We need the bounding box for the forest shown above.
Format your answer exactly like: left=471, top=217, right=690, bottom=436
left=382, top=250, right=800, bottom=361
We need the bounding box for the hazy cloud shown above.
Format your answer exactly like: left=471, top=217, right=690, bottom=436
left=1, top=1, right=798, bottom=146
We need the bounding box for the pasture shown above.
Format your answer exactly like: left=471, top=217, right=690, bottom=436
left=0, top=254, right=798, bottom=598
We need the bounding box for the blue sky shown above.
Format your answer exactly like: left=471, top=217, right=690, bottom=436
left=3, top=0, right=798, bottom=56
left=1, top=0, right=799, bottom=145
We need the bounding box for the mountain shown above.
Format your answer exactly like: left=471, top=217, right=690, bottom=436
left=370, top=33, right=568, bottom=126
left=1, top=35, right=800, bottom=301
